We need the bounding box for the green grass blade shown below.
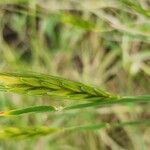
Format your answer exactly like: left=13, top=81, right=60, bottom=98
left=0, top=95, right=149, bottom=116
left=0, top=106, right=56, bottom=116
left=66, top=119, right=150, bottom=132
left=120, top=0, right=150, bottom=18
left=65, top=95, right=150, bottom=110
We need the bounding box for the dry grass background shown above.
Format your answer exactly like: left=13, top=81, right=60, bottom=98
left=0, top=0, right=150, bottom=150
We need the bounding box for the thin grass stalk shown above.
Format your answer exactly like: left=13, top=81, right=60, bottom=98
left=0, top=96, right=149, bottom=116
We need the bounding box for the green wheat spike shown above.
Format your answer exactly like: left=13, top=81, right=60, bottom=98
left=0, top=126, right=62, bottom=139
left=0, top=72, right=118, bottom=100
left=0, top=120, right=149, bottom=139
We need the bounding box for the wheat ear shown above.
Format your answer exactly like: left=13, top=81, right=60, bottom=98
left=0, top=119, right=149, bottom=139
left=0, top=72, right=118, bottom=101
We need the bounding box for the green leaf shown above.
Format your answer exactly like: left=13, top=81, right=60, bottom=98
left=0, top=106, right=56, bottom=116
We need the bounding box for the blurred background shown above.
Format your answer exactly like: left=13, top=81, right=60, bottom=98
left=0, top=0, right=150, bottom=149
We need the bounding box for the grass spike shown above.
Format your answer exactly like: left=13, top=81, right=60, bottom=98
left=0, top=119, right=149, bottom=139
left=0, top=72, right=118, bottom=101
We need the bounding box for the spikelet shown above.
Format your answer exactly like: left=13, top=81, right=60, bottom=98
left=0, top=72, right=118, bottom=101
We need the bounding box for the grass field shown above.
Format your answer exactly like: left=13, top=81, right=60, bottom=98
left=0, top=0, right=150, bottom=150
